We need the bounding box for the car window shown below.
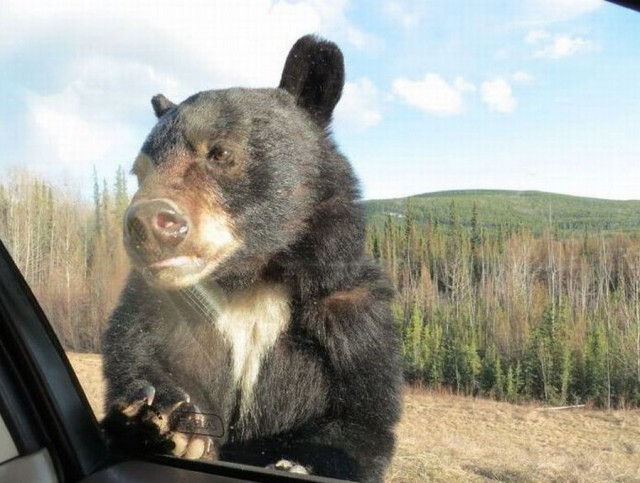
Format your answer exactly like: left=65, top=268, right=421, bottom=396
left=1, top=1, right=640, bottom=482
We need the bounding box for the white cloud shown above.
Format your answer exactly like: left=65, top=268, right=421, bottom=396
left=0, top=0, right=376, bottom=89
left=16, top=1, right=359, bottom=84
left=0, top=0, right=374, bottom=186
left=303, top=0, right=381, bottom=50
left=25, top=92, right=137, bottom=175
left=18, top=57, right=184, bottom=182
left=525, top=29, right=594, bottom=59
left=513, top=71, right=535, bottom=84
left=392, top=74, right=474, bottom=116
left=534, top=35, right=592, bottom=59
left=481, top=78, right=517, bottom=113
left=334, top=78, right=381, bottom=131
left=66, top=58, right=184, bottom=116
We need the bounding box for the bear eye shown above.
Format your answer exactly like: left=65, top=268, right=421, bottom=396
left=208, top=145, right=233, bottom=164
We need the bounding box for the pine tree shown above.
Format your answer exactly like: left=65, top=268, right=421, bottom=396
left=585, top=326, right=608, bottom=407
left=93, top=166, right=102, bottom=235
left=113, top=165, right=129, bottom=220
left=505, top=364, right=517, bottom=403
left=423, top=317, right=444, bottom=388
left=403, top=301, right=424, bottom=381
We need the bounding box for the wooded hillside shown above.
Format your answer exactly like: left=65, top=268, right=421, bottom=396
left=364, top=190, right=640, bottom=235
left=367, top=198, right=640, bottom=408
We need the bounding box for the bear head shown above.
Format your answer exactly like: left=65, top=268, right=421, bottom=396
left=123, top=35, right=351, bottom=290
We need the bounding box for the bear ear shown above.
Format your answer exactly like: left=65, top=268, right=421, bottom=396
left=279, top=35, right=345, bottom=127
left=151, top=94, right=176, bottom=118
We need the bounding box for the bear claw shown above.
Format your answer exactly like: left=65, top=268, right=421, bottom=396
left=268, top=459, right=310, bottom=474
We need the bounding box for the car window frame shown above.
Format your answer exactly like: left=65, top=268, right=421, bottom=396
left=0, top=239, right=108, bottom=481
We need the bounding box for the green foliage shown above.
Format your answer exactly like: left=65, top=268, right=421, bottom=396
left=403, top=302, right=425, bottom=379
left=522, top=304, right=573, bottom=404
left=422, top=318, right=444, bottom=387
left=505, top=365, right=518, bottom=403
left=367, top=195, right=640, bottom=408
left=585, top=326, right=609, bottom=407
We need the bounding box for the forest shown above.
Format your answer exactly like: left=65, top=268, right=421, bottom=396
left=1, top=170, right=639, bottom=409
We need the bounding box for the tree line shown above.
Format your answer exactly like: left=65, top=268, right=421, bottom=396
left=1, top=171, right=640, bottom=408
left=0, top=169, right=129, bottom=352
left=368, top=201, right=640, bottom=408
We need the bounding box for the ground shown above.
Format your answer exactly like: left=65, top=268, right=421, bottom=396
left=67, top=352, right=640, bottom=483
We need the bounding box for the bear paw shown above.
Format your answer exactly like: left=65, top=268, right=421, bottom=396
left=167, top=402, right=217, bottom=460
left=101, top=385, right=216, bottom=461
left=267, top=459, right=311, bottom=474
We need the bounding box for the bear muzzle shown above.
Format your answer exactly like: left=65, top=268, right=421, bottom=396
left=124, top=198, right=189, bottom=261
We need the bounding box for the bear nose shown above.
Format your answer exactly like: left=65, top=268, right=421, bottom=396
left=125, top=199, right=189, bottom=250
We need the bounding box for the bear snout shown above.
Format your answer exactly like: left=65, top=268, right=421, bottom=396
left=124, top=199, right=189, bottom=258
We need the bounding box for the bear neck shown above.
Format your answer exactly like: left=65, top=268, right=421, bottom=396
left=214, top=198, right=365, bottom=299
left=208, top=143, right=366, bottom=298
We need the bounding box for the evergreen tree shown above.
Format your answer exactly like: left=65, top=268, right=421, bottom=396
left=113, top=165, right=129, bottom=220
left=92, top=166, right=102, bottom=235
left=422, top=317, right=444, bottom=388
left=403, top=301, right=424, bottom=381
left=505, top=364, right=517, bottom=403
left=585, top=326, right=608, bottom=407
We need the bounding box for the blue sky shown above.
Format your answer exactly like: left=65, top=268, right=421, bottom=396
left=1, top=0, right=638, bottom=200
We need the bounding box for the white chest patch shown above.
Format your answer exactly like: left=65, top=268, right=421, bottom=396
left=192, top=282, right=291, bottom=411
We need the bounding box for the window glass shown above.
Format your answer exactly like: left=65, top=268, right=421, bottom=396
left=1, top=1, right=640, bottom=482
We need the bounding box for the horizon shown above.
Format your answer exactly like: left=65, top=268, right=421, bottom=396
left=1, top=1, right=639, bottom=201
left=363, top=187, right=640, bottom=202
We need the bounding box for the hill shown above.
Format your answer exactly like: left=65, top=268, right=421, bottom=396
left=363, top=190, right=640, bottom=235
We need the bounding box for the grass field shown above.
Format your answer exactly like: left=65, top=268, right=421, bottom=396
left=67, top=352, right=640, bottom=482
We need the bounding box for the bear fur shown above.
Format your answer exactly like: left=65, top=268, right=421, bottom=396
left=101, top=35, right=402, bottom=483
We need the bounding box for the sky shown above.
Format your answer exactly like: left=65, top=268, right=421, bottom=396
left=0, top=0, right=639, bottom=200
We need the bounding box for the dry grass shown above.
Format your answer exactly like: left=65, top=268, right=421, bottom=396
left=66, top=353, right=640, bottom=482
left=388, top=387, right=640, bottom=483
left=67, top=352, right=105, bottom=419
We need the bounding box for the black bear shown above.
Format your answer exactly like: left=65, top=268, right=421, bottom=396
left=101, top=35, right=402, bottom=483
